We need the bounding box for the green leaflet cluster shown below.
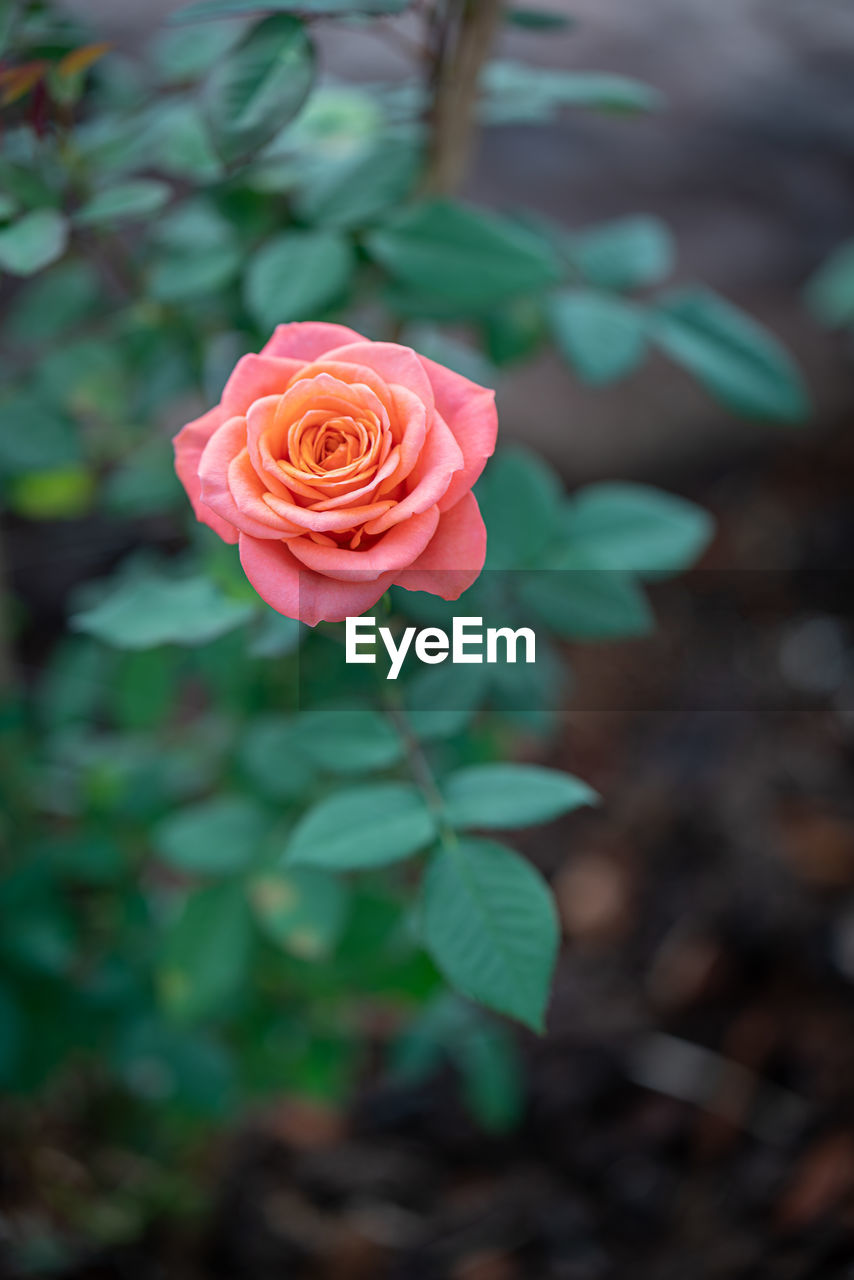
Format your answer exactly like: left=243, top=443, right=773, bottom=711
left=60, top=445, right=714, bottom=1037
left=0, top=0, right=810, bottom=526
left=118, top=704, right=596, bottom=1035
left=282, top=759, right=598, bottom=1032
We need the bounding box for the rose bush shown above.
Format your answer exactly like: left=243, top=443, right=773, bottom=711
left=174, top=322, right=498, bottom=625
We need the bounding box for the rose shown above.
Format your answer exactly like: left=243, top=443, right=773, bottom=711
left=173, top=322, right=497, bottom=626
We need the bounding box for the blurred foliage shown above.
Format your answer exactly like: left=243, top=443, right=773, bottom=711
left=807, top=236, right=854, bottom=332
left=0, top=0, right=810, bottom=1260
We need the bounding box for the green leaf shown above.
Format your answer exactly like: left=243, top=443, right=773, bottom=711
left=404, top=662, right=490, bottom=737
left=3, top=901, right=76, bottom=977
left=441, top=764, right=598, bottom=830
left=0, top=209, right=68, bottom=276
left=154, top=795, right=268, bottom=874
left=480, top=61, right=664, bottom=125
left=568, top=214, right=675, bottom=291
left=248, top=609, right=303, bottom=657
left=520, top=568, right=654, bottom=639
left=36, top=636, right=108, bottom=731
left=284, top=782, right=436, bottom=870
left=172, top=0, right=408, bottom=19
left=294, top=138, right=420, bottom=229
left=0, top=393, right=79, bottom=475
left=148, top=243, right=243, bottom=301
left=562, top=482, right=714, bottom=576
left=482, top=296, right=547, bottom=366
left=504, top=7, right=573, bottom=30
left=239, top=714, right=315, bottom=800
left=402, top=324, right=495, bottom=386
left=204, top=14, right=315, bottom=162
left=456, top=1022, right=524, bottom=1133
left=392, top=994, right=524, bottom=1133
left=40, top=338, right=126, bottom=422
left=297, top=709, right=404, bottom=773
left=420, top=837, right=559, bottom=1031
left=74, top=112, right=150, bottom=177
left=74, top=180, right=171, bottom=226
left=534, top=69, right=663, bottom=113
left=475, top=445, right=563, bottom=568
left=391, top=997, right=455, bottom=1081
left=46, top=831, right=125, bottom=884
left=488, top=634, right=564, bottom=729
left=279, top=82, right=384, bottom=155
left=651, top=287, right=810, bottom=424
left=116, top=1020, right=234, bottom=1116
left=250, top=867, right=348, bottom=959
left=2, top=260, right=100, bottom=346
left=0, top=156, right=54, bottom=210
left=158, top=883, right=252, bottom=1020
left=145, top=100, right=224, bottom=181
left=549, top=289, right=648, bottom=385
left=146, top=197, right=244, bottom=301
left=113, top=648, right=179, bottom=731
left=244, top=229, right=354, bottom=325
left=805, top=237, right=854, bottom=329
left=71, top=569, right=256, bottom=649
left=150, top=19, right=247, bottom=83
left=8, top=465, right=94, bottom=519
left=152, top=197, right=235, bottom=251
left=103, top=438, right=183, bottom=517
left=366, top=199, right=561, bottom=312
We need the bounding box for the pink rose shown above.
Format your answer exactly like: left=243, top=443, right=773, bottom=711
left=173, top=322, right=497, bottom=626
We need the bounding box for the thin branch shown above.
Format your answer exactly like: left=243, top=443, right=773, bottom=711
left=423, top=0, right=504, bottom=196
left=385, top=697, right=458, bottom=848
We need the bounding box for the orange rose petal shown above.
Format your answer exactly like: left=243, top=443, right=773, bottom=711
left=239, top=531, right=395, bottom=627
left=261, top=321, right=364, bottom=363
left=292, top=359, right=396, bottom=425
left=273, top=435, right=392, bottom=503
left=248, top=376, right=389, bottom=488
left=307, top=445, right=402, bottom=511
left=397, top=491, right=487, bottom=599
left=284, top=411, right=382, bottom=483
left=262, top=492, right=396, bottom=533
left=374, top=384, right=428, bottom=492
left=418, top=354, right=498, bottom=512
left=242, top=397, right=293, bottom=498
left=364, top=412, right=463, bottom=536
left=227, top=449, right=304, bottom=537
left=173, top=404, right=237, bottom=544
left=288, top=504, right=440, bottom=582
left=221, top=354, right=304, bottom=415
left=316, top=342, right=436, bottom=420
left=199, top=421, right=300, bottom=539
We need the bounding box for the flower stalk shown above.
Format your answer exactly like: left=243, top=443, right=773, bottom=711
left=424, top=0, right=504, bottom=196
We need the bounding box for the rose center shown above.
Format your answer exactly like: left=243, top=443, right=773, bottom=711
left=318, top=431, right=347, bottom=468
left=289, top=413, right=374, bottom=477
left=271, top=388, right=389, bottom=499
